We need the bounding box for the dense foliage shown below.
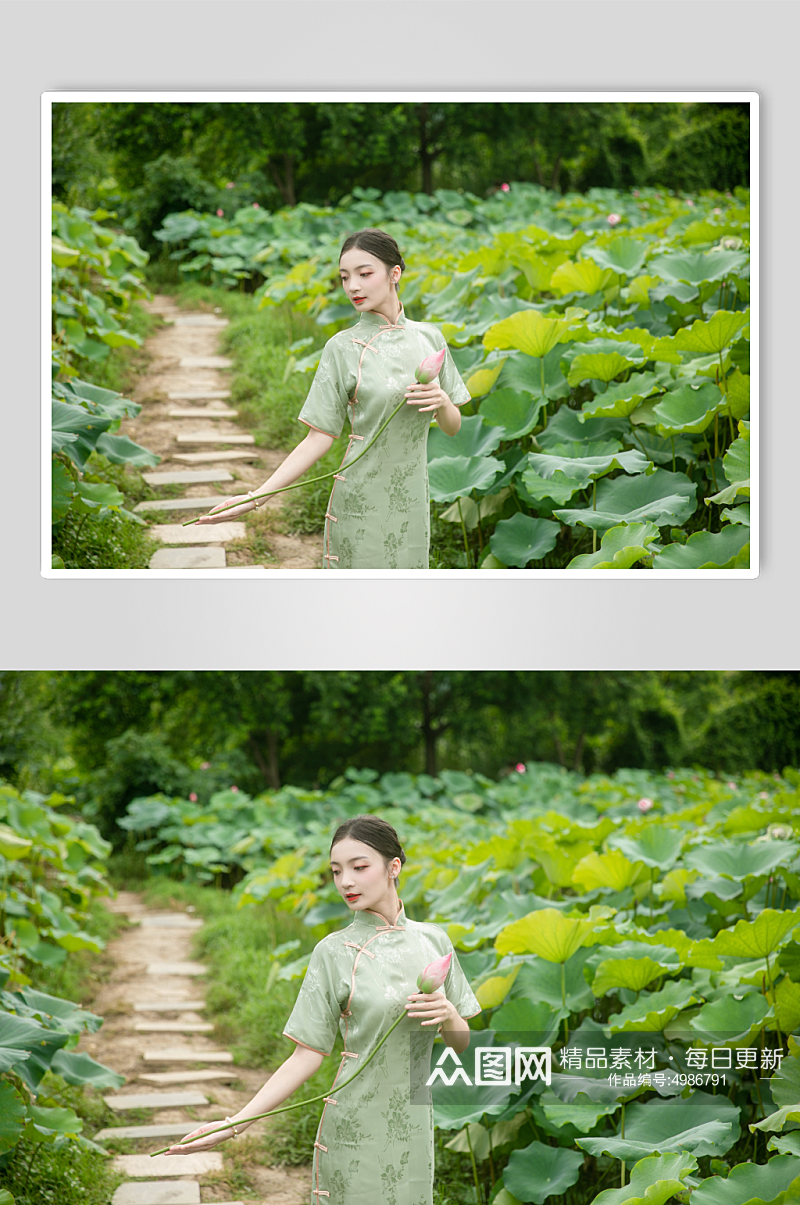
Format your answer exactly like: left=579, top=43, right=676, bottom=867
left=0, top=784, right=124, bottom=1185
left=51, top=203, right=160, bottom=568
left=153, top=183, right=751, bottom=568
left=120, top=764, right=800, bottom=1205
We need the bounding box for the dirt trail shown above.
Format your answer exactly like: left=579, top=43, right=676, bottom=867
left=83, top=891, right=310, bottom=1204
left=122, top=295, right=320, bottom=570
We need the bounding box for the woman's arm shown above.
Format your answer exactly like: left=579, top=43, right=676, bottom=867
left=406, top=990, right=472, bottom=1056
left=195, top=427, right=335, bottom=524
left=404, top=381, right=462, bottom=437
left=164, top=1041, right=325, bottom=1153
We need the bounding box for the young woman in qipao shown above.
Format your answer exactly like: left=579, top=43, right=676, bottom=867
left=164, top=814, right=481, bottom=1205
left=195, top=229, right=472, bottom=569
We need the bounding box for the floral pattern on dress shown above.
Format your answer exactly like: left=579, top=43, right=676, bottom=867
left=298, top=308, right=471, bottom=570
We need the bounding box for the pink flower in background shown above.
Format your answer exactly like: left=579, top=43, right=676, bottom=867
left=713, top=208, right=722, bottom=215
left=216, top=209, right=224, bottom=217
left=200, top=762, right=211, bottom=770
left=686, top=199, right=695, bottom=207
left=415, top=348, right=446, bottom=384
left=727, top=781, right=737, bottom=790
left=638, top=798, right=654, bottom=813
left=607, top=213, right=622, bottom=226
left=632, top=190, right=640, bottom=198
left=501, top=183, right=510, bottom=192
left=231, top=785, right=239, bottom=793
left=759, top=792, right=769, bottom=799
left=189, top=793, right=198, bottom=802
left=516, top=763, right=526, bottom=773
left=252, top=202, right=260, bottom=208
left=225, top=182, right=235, bottom=189
left=667, top=771, right=676, bottom=780
left=417, top=953, right=452, bottom=993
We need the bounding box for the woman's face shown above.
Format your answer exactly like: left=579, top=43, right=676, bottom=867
left=330, top=837, right=399, bottom=911
left=338, top=248, right=397, bottom=314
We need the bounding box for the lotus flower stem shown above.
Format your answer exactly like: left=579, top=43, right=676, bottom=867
left=182, top=395, right=409, bottom=526
left=464, top=1121, right=484, bottom=1205
left=151, top=1006, right=408, bottom=1156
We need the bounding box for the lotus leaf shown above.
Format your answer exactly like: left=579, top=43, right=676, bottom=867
left=650, top=381, right=726, bottom=435
left=555, top=468, right=696, bottom=535
left=585, top=237, right=648, bottom=277
left=537, top=405, right=632, bottom=449
left=480, top=389, right=547, bottom=439
left=520, top=469, right=589, bottom=506
left=490, top=997, right=563, bottom=1047
left=444, top=1121, right=492, bottom=1161
left=664, top=309, right=751, bottom=355
left=647, top=250, right=750, bottom=286
left=726, top=367, right=751, bottom=419
left=497, top=346, right=570, bottom=400
left=508, top=953, right=596, bottom=1012
left=770, top=977, right=800, bottom=1038
left=427, top=414, right=503, bottom=460
left=465, top=358, right=506, bottom=398
left=607, top=978, right=700, bottom=1033
left=770, top=1056, right=800, bottom=1110
left=768, top=1134, right=800, bottom=1158
left=483, top=310, right=575, bottom=359
left=0, top=1081, right=26, bottom=1153
left=540, top=1089, right=620, bottom=1131
left=626, top=1090, right=740, bottom=1154
left=549, top=259, right=616, bottom=296
left=489, top=514, right=560, bottom=567
left=503, top=1140, right=585, bottom=1203
left=572, top=850, right=645, bottom=892
left=578, top=1121, right=733, bottom=1164
left=567, top=521, right=661, bottom=570
left=475, top=966, right=521, bottom=1009
left=685, top=842, right=798, bottom=881
left=427, top=455, right=502, bottom=503
left=0, top=825, right=32, bottom=859
left=528, top=448, right=652, bottom=482
left=95, top=432, right=160, bottom=468
left=689, top=1154, right=800, bottom=1205
left=588, top=1151, right=698, bottom=1205
left=591, top=956, right=669, bottom=997
left=690, top=990, right=774, bottom=1045
left=723, top=435, right=750, bottom=485
left=580, top=373, right=664, bottom=420
left=495, top=908, right=595, bottom=963
left=568, top=352, right=640, bottom=387
left=50, top=1048, right=125, bottom=1089
left=609, top=827, right=685, bottom=871
left=653, top=525, right=750, bottom=570
left=439, top=489, right=510, bottom=531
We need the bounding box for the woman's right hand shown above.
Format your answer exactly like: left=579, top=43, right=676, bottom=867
left=164, top=1119, right=239, bottom=1154
left=195, top=493, right=256, bottom=524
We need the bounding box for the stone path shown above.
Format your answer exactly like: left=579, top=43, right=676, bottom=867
left=86, top=891, right=309, bottom=1205
left=122, top=295, right=320, bottom=570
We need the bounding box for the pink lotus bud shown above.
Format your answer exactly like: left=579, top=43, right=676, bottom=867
left=417, top=952, right=452, bottom=993
left=200, top=762, right=211, bottom=770
left=252, top=202, right=260, bottom=208
left=415, top=348, right=446, bottom=384
left=501, top=183, right=510, bottom=192
left=231, top=785, right=239, bottom=793
left=759, top=792, right=769, bottom=799
left=607, top=213, right=621, bottom=226
left=632, top=190, right=640, bottom=198
left=667, top=771, right=675, bottom=780
left=686, top=199, right=695, bottom=207
left=638, top=797, right=654, bottom=813
left=189, top=792, right=198, bottom=802
left=216, top=209, right=224, bottom=217
left=226, top=182, right=235, bottom=189
left=727, top=782, right=736, bottom=790
left=713, top=207, right=721, bottom=215
left=515, top=763, right=526, bottom=773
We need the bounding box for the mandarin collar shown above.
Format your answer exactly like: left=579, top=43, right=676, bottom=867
left=351, top=898, right=407, bottom=930
left=357, top=304, right=407, bottom=329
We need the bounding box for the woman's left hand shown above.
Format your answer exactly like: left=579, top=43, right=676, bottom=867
left=405, top=381, right=452, bottom=413
left=405, top=990, right=452, bottom=1026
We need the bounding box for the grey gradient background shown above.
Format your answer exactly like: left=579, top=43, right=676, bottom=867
left=4, top=1, right=796, bottom=670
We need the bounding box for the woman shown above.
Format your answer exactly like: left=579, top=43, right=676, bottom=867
left=165, top=814, right=481, bottom=1205
left=196, top=229, right=471, bottom=568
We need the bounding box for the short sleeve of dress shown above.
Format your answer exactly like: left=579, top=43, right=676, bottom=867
left=442, top=939, right=482, bottom=1020
left=282, top=941, right=342, bottom=1056
left=437, top=339, right=472, bottom=410
left=297, top=337, right=351, bottom=439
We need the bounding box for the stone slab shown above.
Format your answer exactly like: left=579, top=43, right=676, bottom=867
left=178, top=356, right=232, bottom=368
left=95, top=1122, right=206, bottom=1141
left=149, top=547, right=226, bottom=570
left=104, top=1090, right=209, bottom=1110
left=141, top=469, right=234, bottom=486
left=172, top=315, right=229, bottom=327
left=172, top=451, right=260, bottom=463
left=133, top=1001, right=206, bottom=1013
left=139, top=915, right=205, bottom=928
left=168, top=408, right=238, bottom=418
left=138, top=1070, right=239, bottom=1085
left=142, top=1049, right=233, bottom=1063
left=135, top=498, right=228, bottom=514
left=146, top=962, right=208, bottom=976
left=176, top=433, right=254, bottom=444
left=112, top=1153, right=223, bottom=1177
left=111, top=1183, right=200, bottom=1205
left=135, top=1022, right=214, bottom=1033
left=149, top=524, right=246, bottom=546
left=168, top=390, right=231, bottom=400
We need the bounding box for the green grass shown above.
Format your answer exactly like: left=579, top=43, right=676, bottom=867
left=52, top=506, right=159, bottom=569
left=29, top=898, right=125, bottom=1005
left=0, top=1134, right=124, bottom=1205
left=74, top=297, right=161, bottom=397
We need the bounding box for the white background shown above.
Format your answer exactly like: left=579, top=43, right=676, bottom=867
left=3, top=1, right=797, bottom=670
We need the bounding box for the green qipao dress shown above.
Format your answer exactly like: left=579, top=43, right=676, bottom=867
left=297, top=306, right=471, bottom=569
left=282, top=900, right=481, bottom=1205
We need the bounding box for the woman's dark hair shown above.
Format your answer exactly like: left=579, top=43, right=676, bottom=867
left=330, top=814, right=407, bottom=879
left=339, top=228, right=406, bottom=281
